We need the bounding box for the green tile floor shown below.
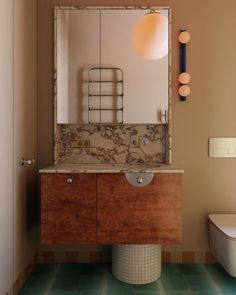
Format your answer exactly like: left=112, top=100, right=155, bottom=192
left=18, top=263, right=236, bottom=295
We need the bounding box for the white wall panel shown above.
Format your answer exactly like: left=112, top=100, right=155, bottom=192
left=0, top=0, right=14, bottom=293
left=13, top=0, right=38, bottom=281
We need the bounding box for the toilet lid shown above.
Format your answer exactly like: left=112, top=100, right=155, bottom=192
left=209, top=214, right=236, bottom=239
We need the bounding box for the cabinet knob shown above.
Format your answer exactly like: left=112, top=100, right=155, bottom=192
left=66, top=178, right=73, bottom=184
left=136, top=177, right=144, bottom=184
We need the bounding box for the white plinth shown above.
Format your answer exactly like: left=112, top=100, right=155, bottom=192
left=112, top=244, right=161, bottom=285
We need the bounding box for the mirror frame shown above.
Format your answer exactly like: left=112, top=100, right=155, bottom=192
left=53, top=6, right=172, bottom=164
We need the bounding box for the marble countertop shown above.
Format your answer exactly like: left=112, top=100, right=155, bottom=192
left=39, top=163, right=184, bottom=174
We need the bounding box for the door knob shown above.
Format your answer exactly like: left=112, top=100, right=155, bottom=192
left=20, top=158, right=35, bottom=166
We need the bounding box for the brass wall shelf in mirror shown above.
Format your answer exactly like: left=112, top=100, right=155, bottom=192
left=88, top=67, right=124, bottom=124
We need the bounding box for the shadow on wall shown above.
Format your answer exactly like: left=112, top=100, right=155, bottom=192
left=26, top=172, right=39, bottom=230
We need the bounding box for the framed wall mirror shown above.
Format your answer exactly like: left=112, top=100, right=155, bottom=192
left=54, top=7, right=171, bottom=125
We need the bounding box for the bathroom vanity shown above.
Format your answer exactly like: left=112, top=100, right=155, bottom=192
left=40, top=164, right=183, bottom=245
left=39, top=6, right=184, bottom=285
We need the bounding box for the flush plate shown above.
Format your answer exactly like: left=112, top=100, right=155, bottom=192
left=209, top=137, right=236, bottom=158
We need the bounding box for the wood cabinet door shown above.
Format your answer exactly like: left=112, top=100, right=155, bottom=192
left=41, top=173, right=96, bottom=244
left=97, top=173, right=182, bottom=244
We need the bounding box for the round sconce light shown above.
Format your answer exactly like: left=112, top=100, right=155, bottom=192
left=178, top=29, right=191, bottom=101
left=178, top=30, right=191, bottom=44
left=178, top=72, right=191, bottom=84
left=131, top=10, right=168, bottom=60
left=178, top=85, right=191, bottom=97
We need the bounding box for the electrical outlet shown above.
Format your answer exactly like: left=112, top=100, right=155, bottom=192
left=130, top=136, right=149, bottom=147
left=70, top=140, right=91, bottom=148
left=140, top=137, right=149, bottom=146
left=130, top=136, right=139, bottom=147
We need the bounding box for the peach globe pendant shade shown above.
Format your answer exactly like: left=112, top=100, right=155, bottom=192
left=131, top=11, right=168, bottom=60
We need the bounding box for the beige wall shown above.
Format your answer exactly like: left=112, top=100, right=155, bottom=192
left=37, top=0, right=236, bottom=253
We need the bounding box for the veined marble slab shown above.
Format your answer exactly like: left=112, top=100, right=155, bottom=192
left=56, top=124, right=168, bottom=164
left=39, top=163, right=184, bottom=174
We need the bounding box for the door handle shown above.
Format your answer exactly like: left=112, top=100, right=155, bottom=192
left=20, top=158, right=35, bottom=166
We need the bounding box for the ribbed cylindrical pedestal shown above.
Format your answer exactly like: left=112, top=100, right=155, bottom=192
left=112, top=245, right=161, bottom=285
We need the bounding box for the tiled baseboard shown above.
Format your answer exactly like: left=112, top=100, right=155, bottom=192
left=5, top=253, right=38, bottom=295
left=162, top=251, right=217, bottom=264
left=39, top=250, right=110, bottom=264
left=39, top=250, right=217, bottom=264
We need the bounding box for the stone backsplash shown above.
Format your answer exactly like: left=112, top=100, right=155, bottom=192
left=56, top=124, right=168, bottom=164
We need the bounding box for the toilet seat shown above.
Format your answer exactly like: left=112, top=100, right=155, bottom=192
left=209, top=214, right=236, bottom=240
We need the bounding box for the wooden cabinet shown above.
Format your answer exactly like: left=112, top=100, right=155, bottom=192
left=97, top=173, right=182, bottom=244
left=41, top=173, right=97, bottom=244
left=41, top=173, right=182, bottom=245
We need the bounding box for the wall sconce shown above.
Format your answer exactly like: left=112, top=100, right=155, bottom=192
left=131, top=9, right=168, bottom=60
left=178, top=29, right=191, bottom=101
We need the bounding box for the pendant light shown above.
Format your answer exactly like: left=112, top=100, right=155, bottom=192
left=131, top=10, right=168, bottom=60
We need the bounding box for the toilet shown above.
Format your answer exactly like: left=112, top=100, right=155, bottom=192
left=209, top=214, right=236, bottom=277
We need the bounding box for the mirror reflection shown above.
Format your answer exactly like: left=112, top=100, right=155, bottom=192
left=55, top=8, right=170, bottom=124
